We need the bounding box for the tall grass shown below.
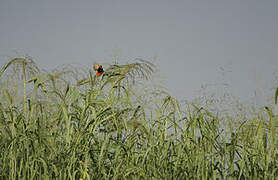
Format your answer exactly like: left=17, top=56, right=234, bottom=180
left=0, top=57, right=278, bottom=179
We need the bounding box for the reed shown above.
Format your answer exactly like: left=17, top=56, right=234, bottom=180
left=0, top=58, right=277, bottom=179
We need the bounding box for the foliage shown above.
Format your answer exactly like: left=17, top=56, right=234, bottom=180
left=0, top=57, right=278, bottom=179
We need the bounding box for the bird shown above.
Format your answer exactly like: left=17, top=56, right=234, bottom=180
left=93, top=61, right=104, bottom=77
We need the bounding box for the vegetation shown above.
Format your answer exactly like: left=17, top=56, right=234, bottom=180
left=0, top=57, right=278, bottom=179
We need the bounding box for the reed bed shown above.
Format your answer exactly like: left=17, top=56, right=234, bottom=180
left=0, top=57, right=278, bottom=179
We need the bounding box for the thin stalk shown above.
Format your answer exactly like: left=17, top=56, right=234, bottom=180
left=22, top=60, right=27, bottom=119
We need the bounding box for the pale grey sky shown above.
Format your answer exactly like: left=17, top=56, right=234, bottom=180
left=0, top=0, right=278, bottom=104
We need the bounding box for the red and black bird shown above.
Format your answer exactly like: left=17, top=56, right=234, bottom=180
left=93, top=62, right=104, bottom=77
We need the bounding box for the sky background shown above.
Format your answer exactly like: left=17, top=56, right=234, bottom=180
left=0, top=0, right=278, bottom=105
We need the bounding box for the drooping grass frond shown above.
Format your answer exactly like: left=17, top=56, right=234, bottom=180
left=0, top=56, right=40, bottom=80
left=103, top=58, right=154, bottom=86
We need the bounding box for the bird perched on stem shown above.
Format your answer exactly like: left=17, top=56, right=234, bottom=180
left=93, top=62, right=104, bottom=77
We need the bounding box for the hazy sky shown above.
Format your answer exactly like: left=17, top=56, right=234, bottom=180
left=1, top=0, right=278, bottom=104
